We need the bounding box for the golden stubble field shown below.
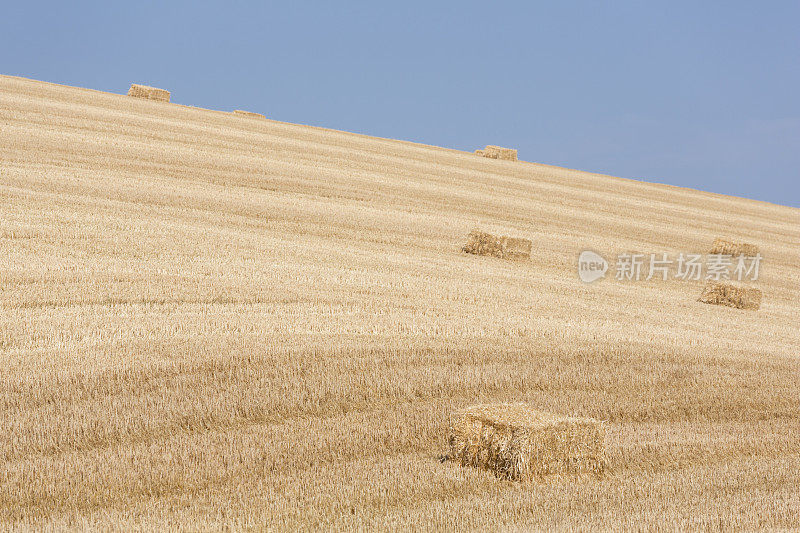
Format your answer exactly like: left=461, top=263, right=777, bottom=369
left=1, top=75, right=799, bottom=530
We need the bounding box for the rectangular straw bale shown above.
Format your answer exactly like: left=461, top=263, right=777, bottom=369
left=490, top=145, right=518, bottom=161
left=233, top=110, right=266, bottom=119
left=127, top=84, right=170, bottom=102
left=462, top=230, right=531, bottom=260
left=463, top=230, right=504, bottom=258
left=698, top=282, right=761, bottom=310
left=502, top=237, right=532, bottom=260
left=477, top=145, right=518, bottom=161
left=447, top=403, right=605, bottom=481
left=709, top=238, right=760, bottom=257
left=481, top=147, right=499, bottom=159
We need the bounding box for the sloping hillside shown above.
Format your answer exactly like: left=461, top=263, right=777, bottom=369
left=1, top=75, right=798, bottom=530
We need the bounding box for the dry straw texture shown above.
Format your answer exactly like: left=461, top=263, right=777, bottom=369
left=127, top=84, right=170, bottom=102
left=476, top=145, right=518, bottom=161
left=502, top=237, right=532, bottom=260
left=462, top=230, right=531, bottom=260
left=709, top=238, right=760, bottom=257
left=699, top=282, right=762, bottom=310
left=233, top=110, right=266, bottom=119
left=448, top=404, right=606, bottom=481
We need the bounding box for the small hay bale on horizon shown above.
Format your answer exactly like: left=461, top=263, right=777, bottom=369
left=127, top=84, right=170, bottom=102
left=709, top=238, right=760, bottom=257
left=233, top=110, right=266, bottom=119
left=475, top=145, right=518, bottom=161
left=698, top=282, right=761, bottom=310
left=447, top=403, right=606, bottom=481
left=462, top=230, right=531, bottom=260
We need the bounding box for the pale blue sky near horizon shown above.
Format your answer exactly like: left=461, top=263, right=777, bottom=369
left=2, top=1, right=798, bottom=207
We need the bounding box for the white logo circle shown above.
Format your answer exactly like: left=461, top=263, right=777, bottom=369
left=578, top=251, right=608, bottom=283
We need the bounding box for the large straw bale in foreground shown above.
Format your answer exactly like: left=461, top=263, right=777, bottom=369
left=462, top=230, right=531, bottom=260
left=698, top=282, right=761, bottom=310
left=233, top=110, right=266, bottom=119
left=475, top=145, right=518, bottom=161
left=709, top=238, right=760, bottom=257
left=448, top=404, right=605, bottom=481
left=127, top=84, right=170, bottom=102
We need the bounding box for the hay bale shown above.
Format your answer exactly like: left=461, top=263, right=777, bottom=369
left=462, top=230, right=531, bottom=260
left=476, top=145, right=518, bottom=161
left=698, top=282, right=761, bottom=310
left=447, top=403, right=606, bottom=481
left=233, top=110, right=266, bottom=119
left=503, top=237, right=532, bottom=260
left=127, top=84, right=170, bottom=102
left=709, top=238, right=760, bottom=257
left=463, top=230, right=504, bottom=258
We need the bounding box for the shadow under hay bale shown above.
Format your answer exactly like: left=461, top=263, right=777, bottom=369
left=462, top=230, right=531, bottom=260
left=475, top=145, right=517, bottom=161
left=698, top=282, right=761, bottom=310
left=233, top=110, right=266, bottom=119
left=447, top=403, right=606, bottom=481
left=709, top=238, right=760, bottom=257
left=127, top=84, right=170, bottom=102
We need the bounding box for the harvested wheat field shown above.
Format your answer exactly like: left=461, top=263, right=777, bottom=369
left=1, top=75, right=799, bottom=530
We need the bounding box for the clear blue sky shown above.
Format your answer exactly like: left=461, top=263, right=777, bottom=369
left=3, top=1, right=798, bottom=207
